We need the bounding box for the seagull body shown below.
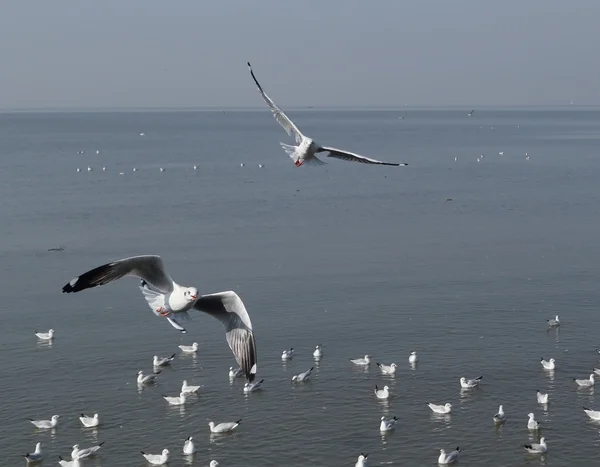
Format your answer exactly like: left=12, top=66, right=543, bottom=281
left=376, top=362, right=397, bottom=375
left=141, top=449, right=169, bottom=465
left=229, top=366, right=243, bottom=378
left=24, top=442, right=43, bottom=463
left=209, top=419, right=242, bottom=433
left=183, top=437, right=196, bottom=455
left=574, top=374, right=595, bottom=387
left=547, top=315, right=560, bottom=327
left=281, top=348, right=294, bottom=360
left=468, top=109, right=475, bottom=116
left=79, top=413, right=99, bottom=427
left=527, top=412, right=540, bottom=430
left=460, top=376, right=483, bottom=389
left=408, top=351, right=418, bottom=364
left=537, top=390, right=549, bottom=404
left=163, top=392, right=187, bottom=406
left=153, top=354, right=176, bottom=367
left=247, top=62, right=406, bottom=167
left=350, top=355, right=371, bottom=366
left=379, top=415, right=398, bottom=432
left=243, top=379, right=264, bottom=393
left=523, top=437, right=547, bottom=454
left=62, top=255, right=258, bottom=381
left=374, top=385, right=390, bottom=399
left=428, top=403, right=452, bottom=414
left=138, top=370, right=160, bottom=384
left=72, top=442, right=105, bottom=460
left=58, top=457, right=81, bottom=467
left=35, top=329, right=54, bottom=340
left=313, top=345, right=323, bottom=358
left=179, top=342, right=198, bottom=353
left=540, top=358, right=556, bottom=370
left=292, top=367, right=313, bottom=383
left=355, top=453, right=368, bottom=467
left=438, top=447, right=462, bottom=464
left=29, top=415, right=60, bottom=429
left=493, top=405, right=507, bottom=424
left=181, top=380, right=201, bottom=394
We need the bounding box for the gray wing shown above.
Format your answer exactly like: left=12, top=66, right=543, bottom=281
left=317, top=146, right=406, bottom=166
left=62, top=255, right=174, bottom=294
left=194, top=290, right=257, bottom=382
left=247, top=62, right=304, bottom=144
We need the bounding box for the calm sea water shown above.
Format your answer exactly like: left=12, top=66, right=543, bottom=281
left=1, top=109, right=600, bottom=466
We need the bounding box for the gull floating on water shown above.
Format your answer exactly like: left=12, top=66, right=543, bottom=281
left=291, top=367, right=313, bottom=383
left=58, top=456, right=81, bottom=467
left=536, top=390, right=549, bottom=404
left=468, top=109, right=475, bottom=116
left=183, top=436, right=196, bottom=455
left=313, top=345, right=323, bottom=358
left=35, top=329, right=54, bottom=340
left=573, top=374, right=595, bottom=387
left=438, top=447, right=462, bottom=464
left=62, top=255, right=258, bottom=381
left=428, top=403, right=452, bottom=414
left=408, top=351, right=418, bottom=364
left=493, top=405, right=507, bottom=424
left=379, top=415, right=398, bottom=432
left=541, top=358, right=556, bottom=370
left=79, top=413, right=99, bottom=427
left=153, top=354, right=176, bottom=367
left=350, top=355, right=371, bottom=366
left=229, top=367, right=244, bottom=379
left=210, top=462, right=219, bottom=467
left=583, top=406, right=600, bottom=421
left=523, top=437, right=547, bottom=454
left=181, top=380, right=201, bottom=394
left=179, top=342, right=198, bottom=353
left=376, top=362, right=397, bottom=375
left=460, top=376, right=483, bottom=389
left=209, top=419, right=242, bottom=433
left=374, top=385, right=390, bottom=399
left=281, top=348, right=294, bottom=360
left=247, top=62, right=406, bottom=167
left=72, top=442, right=105, bottom=460
left=163, top=392, right=187, bottom=406
left=547, top=315, right=560, bottom=327
left=29, top=415, right=60, bottom=429
left=24, top=442, right=43, bottom=463
left=138, top=370, right=160, bottom=384
left=243, top=379, right=264, bottom=393
left=355, top=453, right=368, bottom=467
left=141, top=449, right=169, bottom=465
left=527, top=412, right=540, bottom=430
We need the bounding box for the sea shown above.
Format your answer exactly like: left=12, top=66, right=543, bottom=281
left=1, top=108, right=600, bottom=466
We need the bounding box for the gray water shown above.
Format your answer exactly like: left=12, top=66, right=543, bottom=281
left=1, top=109, right=600, bottom=466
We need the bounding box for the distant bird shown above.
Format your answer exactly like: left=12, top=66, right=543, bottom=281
left=527, top=412, right=540, bottom=430
left=428, top=403, right=452, bottom=414
left=313, top=344, right=323, bottom=358
left=141, top=449, right=169, bottom=465
left=58, top=456, right=81, bottom=467
left=243, top=379, right=264, bottom=393
left=76, top=168, right=81, bottom=172
left=102, top=166, right=106, bottom=171
left=153, top=354, right=176, bottom=367
left=355, top=453, right=368, bottom=467
left=24, top=442, right=43, bottom=463
left=438, top=447, right=462, bottom=464
left=179, top=342, right=199, bottom=353
left=247, top=62, right=406, bottom=167
left=374, top=385, right=390, bottom=400
left=258, top=163, right=264, bottom=168
left=281, top=348, right=294, bottom=360
left=468, top=109, right=475, bottom=116
left=87, top=167, right=92, bottom=172
left=350, top=355, right=371, bottom=366
left=193, top=165, right=198, bottom=170
left=48, top=246, right=65, bottom=252
left=460, top=376, right=483, bottom=389
left=159, top=167, right=165, bottom=172
left=376, top=362, right=397, bottom=375
left=29, top=415, right=60, bottom=429
left=498, top=151, right=504, bottom=155
left=71, top=442, right=104, bottom=460
left=536, top=390, right=549, bottom=404
left=583, top=406, right=600, bottom=421
left=379, top=415, right=398, bottom=432
left=523, top=437, right=547, bottom=454
left=547, top=315, right=560, bottom=327
left=574, top=374, right=595, bottom=387
left=181, top=380, right=201, bottom=394
left=79, top=413, right=99, bottom=427
left=208, top=419, right=242, bottom=433
left=137, top=370, right=160, bottom=385
left=291, top=367, right=313, bottom=383
left=35, top=329, right=54, bottom=340
left=183, top=436, right=196, bottom=455
left=493, top=405, right=507, bottom=424
left=540, top=358, right=556, bottom=370
left=240, top=163, right=245, bottom=167
left=408, top=351, right=418, bottom=364
left=163, top=392, right=187, bottom=406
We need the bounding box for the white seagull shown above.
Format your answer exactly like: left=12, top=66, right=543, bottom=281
left=281, top=348, right=294, bottom=360
left=229, top=366, right=244, bottom=379
left=291, top=367, right=313, bottom=383
left=583, top=406, right=600, bottom=421
left=153, top=354, right=176, bottom=367
left=460, top=376, right=483, bottom=389
left=546, top=314, right=560, bottom=327
left=350, top=355, right=371, bottom=366
left=376, top=362, right=397, bottom=375
left=137, top=370, right=160, bottom=384
left=24, top=442, right=43, bottom=463
left=210, top=461, right=219, bottom=467
left=209, top=419, right=242, bottom=433
left=540, top=358, right=556, bottom=370
left=468, top=109, right=475, bottom=116
left=163, top=392, right=187, bottom=406
left=58, top=456, right=81, bottom=467
left=183, top=436, right=196, bottom=455
left=379, top=415, right=398, bottom=432
left=79, top=413, right=99, bottom=427
left=428, top=403, right=452, bottom=414
left=244, top=379, right=264, bottom=393
left=438, top=447, right=462, bottom=464
left=573, top=374, right=595, bottom=388
left=493, top=405, right=507, bottom=424
left=313, top=344, right=323, bottom=358
left=408, top=351, right=418, bottom=364
left=29, top=415, right=60, bottom=429
left=62, top=255, right=258, bottom=381
left=355, top=453, right=368, bottom=467
left=536, top=390, right=549, bottom=404
left=374, top=385, right=390, bottom=399
left=527, top=412, right=540, bottom=430
left=71, top=442, right=105, bottom=460
left=141, top=449, right=169, bottom=465
left=523, top=437, right=547, bottom=454
left=181, top=380, right=201, bottom=394
left=179, top=342, right=199, bottom=353
left=35, top=329, right=54, bottom=340
left=247, top=62, right=406, bottom=167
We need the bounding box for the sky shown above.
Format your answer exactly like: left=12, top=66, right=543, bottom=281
left=0, top=0, right=598, bottom=109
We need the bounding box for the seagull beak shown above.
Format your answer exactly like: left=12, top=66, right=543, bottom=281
left=190, top=294, right=198, bottom=300
left=294, top=160, right=302, bottom=167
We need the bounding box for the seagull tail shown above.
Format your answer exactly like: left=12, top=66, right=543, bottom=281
left=98, top=441, right=106, bottom=447
left=236, top=419, right=242, bottom=424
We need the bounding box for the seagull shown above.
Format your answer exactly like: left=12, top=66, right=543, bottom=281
left=350, top=355, right=371, bottom=366
left=181, top=380, right=201, bottom=394
left=379, top=415, right=398, bottom=432
left=29, top=415, right=60, bottom=429
left=376, top=362, right=397, bottom=375
left=468, top=109, right=475, bottom=116
left=574, top=374, right=595, bottom=387
left=527, top=412, right=540, bottom=430
left=209, top=419, right=242, bottom=433
left=281, top=348, right=294, bottom=360
left=24, top=442, right=43, bottom=463
left=355, top=453, right=368, bottom=467
left=247, top=62, right=406, bottom=167
left=460, top=376, right=483, bottom=389
left=58, top=456, right=81, bottom=467
left=408, top=351, right=418, bottom=364
left=374, top=385, right=390, bottom=399
left=428, top=403, right=452, bottom=414
left=137, top=370, right=160, bottom=384
left=159, top=167, right=165, bottom=172
left=438, top=447, right=462, bottom=464
left=313, top=345, right=323, bottom=358
left=163, top=392, right=187, bottom=406
left=76, top=168, right=81, bottom=172
left=291, top=367, right=313, bottom=383
left=229, top=366, right=244, bottom=379
left=35, top=329, right=54, bottom=340
left=540, top=358, right=556, bottom=370
left=493, top=405, right=507, bottom=424
left=183, top=436, right=196, bottom=455
left=71, top=442, right=105, bottom=460
left=243, top=379, right=264, bottom=393
left=583, top=406, right=600, bottom=421
left=87, top=167, right=92, bottom=172
left=153, top=354, right=176, bottom=367
left=547, top=315, right=560, bottom=327
left=210, top=462, right=219, bottom=467
left=498, top=151, right=504, bottom=155
left=523, top=437, right=547, bottom=454
left=536, top=390, right=549, bottom=404
left=79, top=413, right=99, bottom=427
left=141, top=449, right=169, bottom=465
left=62, top=255, right=258, bottom=381
left=178, top=342, right=198, bottom=353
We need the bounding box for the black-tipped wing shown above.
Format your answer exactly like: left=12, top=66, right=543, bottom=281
left=62, top=255, right=174, bottom=294
left=247, top=62, right=304, bottom=144
left=317, top=146, right=406, bottom=166
left=194, top=290, right=257, bottom=382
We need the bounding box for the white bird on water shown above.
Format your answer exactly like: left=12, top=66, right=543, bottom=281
left=376, top=362, right=397, bottom=375
left=247, top=62, right=406, bottom=168
left=58, top=456, right=81, bottom=467
left=408, top=351, right=418, bottom=364
left=541, top=358, right=556, bottom=370
left=460, top=376, right=483, bottom=389
left=281, top=348, right=294, bottom=360
left=493, top=405, right=507, bottom=424
left=62, top=255, right=258, bottom=381
left=29, top=415, right=60, bottom=429
left=355, top=453, right=368, bottom=467
left=137, top=370, right=160, bottom=384
left=313, top=345, right=323, bottom=358
left=428, top=403, right=452, bottom=414
left=72, top=442, right=105, bottom=460
left=583, top=406, right=600, bottom=421
left=179, top=342, right=198, bottom=353
left=527, top=412, right=540, bottom=430
left=438, top=447, right=462, bottom=464
left=547, top=315, right=560, bottom=327
left=292, top=367, right=313, bottom=383
left=35, top=329, right=54, bottom=340
left=244, top=379, right=264, bottom=393
left=537, top=390, right=549, bottom=404
left=181, top=380, right=201, bottom=394
left=229, top=367, right=243, bottom=379
left=163, top=392, right=187, bottom=406
left=210, top=461, right=219, bottom=467
left=141, top=449, right=169, bottom=465
left=24, top=442, right=43, bottom=463
left=153, top=354, right=176, bottom=367
left=523, top=437, right=547, bottom=454
left=183, top=436, right=196, bottom=455
left=379, top=415, right=398, bottom=432
left=350, top=355, right=371, bottom=366
left=574, top=374, right=595, bottom=388
left=79, top=413, right=99, bottom=427
left=209, top=419, right=242, bottom=433
left=374, top=385, right=390, bottom=400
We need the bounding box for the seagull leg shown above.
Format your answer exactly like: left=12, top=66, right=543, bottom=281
left=156, top=307, right=171, bottom=317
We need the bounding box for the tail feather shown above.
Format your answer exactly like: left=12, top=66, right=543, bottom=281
left=236, top=419, right=242, bottom=424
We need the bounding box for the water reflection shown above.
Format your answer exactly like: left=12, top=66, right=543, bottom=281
left=544, top=369, right=555, bottom=382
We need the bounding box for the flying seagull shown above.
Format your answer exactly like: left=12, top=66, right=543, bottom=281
left=62, top=255, right=258, bottom=381
left=247, top=62, right=407, bottom=167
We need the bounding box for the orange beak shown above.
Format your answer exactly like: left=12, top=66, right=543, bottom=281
left=294, top=160, right=303, bottom=167
left=190, top=294, right=198, bottom=300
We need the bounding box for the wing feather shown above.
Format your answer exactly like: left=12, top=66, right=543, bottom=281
left=318, top=145, right=406, bottom=166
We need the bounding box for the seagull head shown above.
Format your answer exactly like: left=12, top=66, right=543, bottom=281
left=184, top=287, right=199, bottom=301
left=51, top=415, right=60, bottom=421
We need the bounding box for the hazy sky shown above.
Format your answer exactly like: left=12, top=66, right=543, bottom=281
left=0, top=0, right=598, bottom=109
